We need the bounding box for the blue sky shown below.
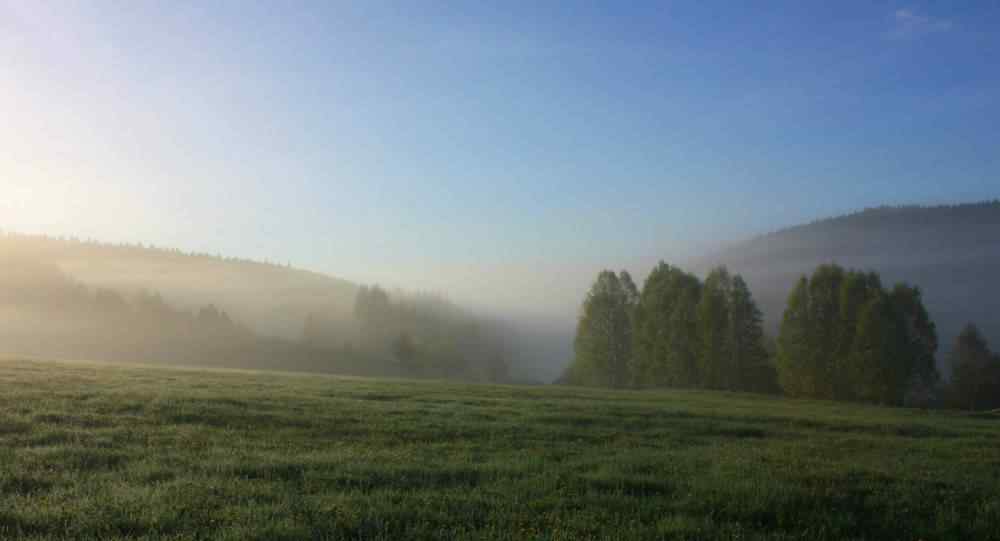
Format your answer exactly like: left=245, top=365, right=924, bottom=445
left=1, top=1, right=998, bottom=316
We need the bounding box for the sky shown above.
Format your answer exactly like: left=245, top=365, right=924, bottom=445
left=2, top=1, right=999, bottom=319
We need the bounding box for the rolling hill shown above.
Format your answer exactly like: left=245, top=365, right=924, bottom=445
left=693, top=201, right=1000, bottom=376
left=0, top=232, right=359, bottom=340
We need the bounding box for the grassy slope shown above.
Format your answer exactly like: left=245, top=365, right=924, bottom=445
left=1, top=359, right=998, bottom=540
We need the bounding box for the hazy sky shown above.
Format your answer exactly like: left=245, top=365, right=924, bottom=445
left=2, top=2, right=998, bottom=318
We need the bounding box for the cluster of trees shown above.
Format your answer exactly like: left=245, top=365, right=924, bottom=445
left=0, top=257, right=378, bottom=374
left=0, top=240, right=511, bottom=383
left=0, top=258, right=249, bottom=363
left=302, top=285, right=509, bottom=383
left=568, top=260, right=997, bottom=410
left=776, top=265, right=939, bottom=405
left=948, top=324, right=1000, bottom=411
left=565, top=263, right=776, bottom=393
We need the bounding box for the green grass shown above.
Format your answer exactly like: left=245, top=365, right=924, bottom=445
left=1, top=359, right=998, bottom=540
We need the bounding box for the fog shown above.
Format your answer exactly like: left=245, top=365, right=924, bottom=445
left=0, top=233, right=587, bottom=382
left=6, top=3, right=999, bottom=383
left=3, top=203, right=997, bottom=383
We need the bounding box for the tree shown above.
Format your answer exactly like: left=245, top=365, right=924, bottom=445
left=697, top=267, right=733, bottom=389
left=728, top=275, right=774, bottom=393
left=846, top=293, right=908, bottom=404
left=777, top=277, right=816, bottom=397
left=777, top=264, right=941, bottom=405
left=949, top=324, right=996, bottom=410
left=805, top=264, right=846, bottom=399
left=631, top=262, right=702, bottom=388
left=835, top=270, right=881, bottom=398
left=665, top=284, right=702, bottom=387
left=568, top=270, right=637, bottom=387
left=353, top=285, right=392, bottom=350
left=392, top=331, right=418, bottom=376
left=889, top=284, right=939, bottom=387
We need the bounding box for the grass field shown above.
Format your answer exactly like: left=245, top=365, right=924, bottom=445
left=1, top=359, right=998, bottom=540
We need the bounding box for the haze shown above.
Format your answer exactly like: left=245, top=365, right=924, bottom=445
left=3, top=2, right=1000, bottom=324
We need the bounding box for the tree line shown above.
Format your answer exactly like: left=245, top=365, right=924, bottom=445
left=565, top=263, right=777, bottom=393
left=0, top=258, right=381, bottom=375
left=0, top=250, right=511, bottom=383
left=566, top=261, right=998, bottom=409
left=776, top=265, right=938, bottom=405
left=302, top=285, right=510, bottom=383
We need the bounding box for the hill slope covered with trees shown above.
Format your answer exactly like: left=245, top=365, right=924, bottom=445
left=0, top=233, right=513, bottom=382
left=693, top=201, right=1000, bottom=375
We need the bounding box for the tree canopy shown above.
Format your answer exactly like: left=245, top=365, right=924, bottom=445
left=776, top=264, right=938, bottom=405
left=568, top=263, right=774, bottom=393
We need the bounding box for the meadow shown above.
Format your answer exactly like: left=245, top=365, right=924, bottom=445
left=1, top=358, right=998, bottom=540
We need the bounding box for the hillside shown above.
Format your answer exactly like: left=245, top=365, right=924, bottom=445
left=0, top=233, right=359, bottom=340
left=0, top=233, right=521, bottom=383
left=1, top=358, right=997, bottom=540
left=693, top=201, right=1000, bottom=374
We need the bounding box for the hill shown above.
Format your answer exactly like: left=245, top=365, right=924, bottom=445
left=693, top=201, right=1000, bottom=375
left=0, top=232, right=359, bottom=339
left=1, top=358, right=997, bottom=539
left=0, top=233, right=534, bottom=383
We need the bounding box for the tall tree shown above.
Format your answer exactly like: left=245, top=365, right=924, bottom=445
left=834, top=270, right=881, bottom=398
left=631, top=262, right=702, bottom=388
left=698, top=267, right=733, bottom=389
left=666, top=284, right=702, bottom=387
left=392, top=331, right=418, bottom=376
left=889, top=284, right=939, bottom=387
left=353, top=285, right=391, bottom=350
left=777, top=277, right=815, bottom=397
left=805, top=264, right=845, bottom=399
left=568, top=270, right=636, bottom=388
left=728, top=275, right=774, bottom=393
left=949, top=324, right=995, bottom=410
left=846, top=292, right=908, bottom=404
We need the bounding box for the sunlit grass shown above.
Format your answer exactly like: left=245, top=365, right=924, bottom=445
left=1, top=358, right=998, bottom=540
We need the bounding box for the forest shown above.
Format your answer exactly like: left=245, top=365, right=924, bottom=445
left=0, top=234, right=510, bottom=383
left=565, top=261, right=1000, bottom=410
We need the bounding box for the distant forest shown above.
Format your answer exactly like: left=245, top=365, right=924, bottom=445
left=694, top=200, right=1000, bottom=377
left=0, top=233, right=511, bottom=383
